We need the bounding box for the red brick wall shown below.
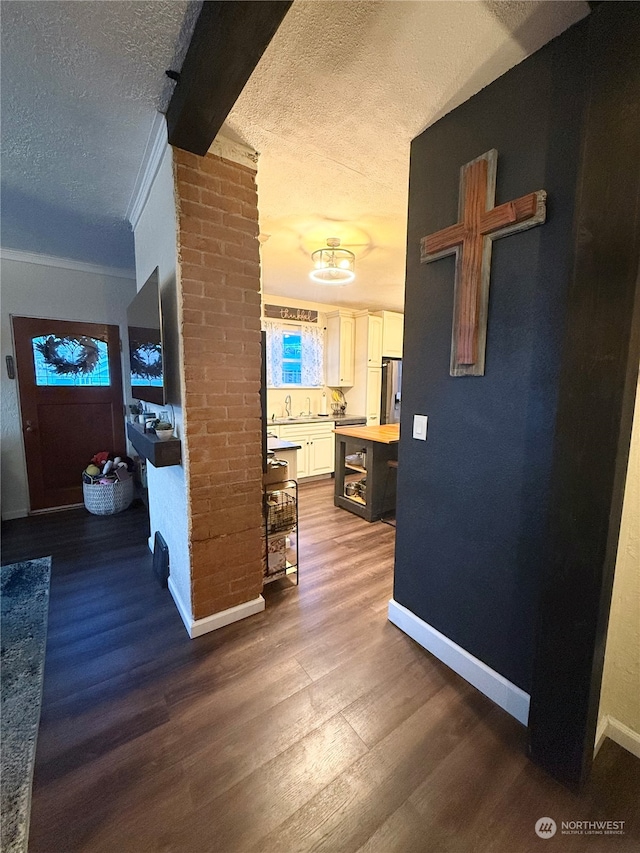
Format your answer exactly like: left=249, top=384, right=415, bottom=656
left=173, top=148, right=263, bottom=621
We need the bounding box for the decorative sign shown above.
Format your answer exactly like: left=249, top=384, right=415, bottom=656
left=264, top=304, right=318, bottom=323
left=420, top=149, right=546, bottom=376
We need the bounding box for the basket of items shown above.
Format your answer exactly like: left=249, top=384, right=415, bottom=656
left=82, top=451, right=135, bottom=515
left=265, top=489, right=296, bottom=534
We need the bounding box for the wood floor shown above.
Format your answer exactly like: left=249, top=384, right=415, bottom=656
left=2, top=480, right=639, bottom=852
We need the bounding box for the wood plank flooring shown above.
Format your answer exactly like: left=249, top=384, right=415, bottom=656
left=2, top=480, right=639, bottom=852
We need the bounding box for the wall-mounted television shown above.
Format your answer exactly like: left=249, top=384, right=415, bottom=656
left=127, top=267, right=165, bottom=406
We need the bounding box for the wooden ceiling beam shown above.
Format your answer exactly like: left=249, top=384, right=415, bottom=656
left=167, top=0, right=293, bottom=156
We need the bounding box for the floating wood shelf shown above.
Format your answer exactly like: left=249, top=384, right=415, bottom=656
left=126, top=422, right=181, bottom=468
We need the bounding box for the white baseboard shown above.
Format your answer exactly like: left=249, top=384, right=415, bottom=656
left=388, top=599, right=530, bottom=726
left=189, top=595, right=265, bottom=638
left=168, top=576, right=265, bottom=639
left=594, top=715, right=609, bottom=756
left=168, top=576, right=193, bottom=634
left=1, top=508, right=29, bottom=521
left=596, top=715, right=640, bottom=760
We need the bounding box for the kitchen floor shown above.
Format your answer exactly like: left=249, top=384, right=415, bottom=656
left=2, top=481, right=638, bottom=852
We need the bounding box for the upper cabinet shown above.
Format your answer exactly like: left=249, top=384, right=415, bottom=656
left=326, top=310, right=355, bottom=387
left=367, top=314, right=383, bottom=366
left=375, top=310, right=404, bottom=358
left=354, top=311, right=382, bottom=368
left=347, top=311, right=384, bottom=425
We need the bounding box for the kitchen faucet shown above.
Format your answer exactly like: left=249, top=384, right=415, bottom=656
left=284, top=395, right=292, bottom=417
left=305, top=396, right=312, bottom=416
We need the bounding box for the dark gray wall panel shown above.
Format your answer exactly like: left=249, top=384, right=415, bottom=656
left=394, top=22, right=588, bottom=692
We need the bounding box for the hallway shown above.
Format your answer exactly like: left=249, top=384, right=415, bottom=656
left=2, top=481, right=638, bottom=852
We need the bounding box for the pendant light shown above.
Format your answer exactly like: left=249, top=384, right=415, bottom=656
left=310, top=237, right=355, bottom=285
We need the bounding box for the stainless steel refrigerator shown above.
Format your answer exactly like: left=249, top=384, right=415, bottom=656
left=381, top=358, right=402, bottom=424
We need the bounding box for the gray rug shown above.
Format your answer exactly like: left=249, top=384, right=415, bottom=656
left=1, top=557, right=51, bottom=853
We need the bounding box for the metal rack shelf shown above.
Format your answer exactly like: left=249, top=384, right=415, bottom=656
left=263, top=478, right=299, bottom=585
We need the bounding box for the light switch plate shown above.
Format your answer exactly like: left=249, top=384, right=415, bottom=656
left=413, top=414, right=428, bottom=440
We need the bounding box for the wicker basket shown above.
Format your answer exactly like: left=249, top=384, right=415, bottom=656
left=83, top=477, right=134, bottom=515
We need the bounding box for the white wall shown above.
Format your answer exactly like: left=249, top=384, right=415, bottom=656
left=597, top=374, right=640, bottom=757
left=262, top=293, right=346, bottom=420
left=132, top=145, right=192, bottom=621
left=0, top=255, right=135, bottom=519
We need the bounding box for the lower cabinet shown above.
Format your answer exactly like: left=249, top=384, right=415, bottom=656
left=279, top=421, right=335, bottom=479
left=308, top=431, right=334, bottom=475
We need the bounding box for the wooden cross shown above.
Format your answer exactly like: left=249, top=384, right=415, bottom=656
left=420, top=149, right=546, bottom=376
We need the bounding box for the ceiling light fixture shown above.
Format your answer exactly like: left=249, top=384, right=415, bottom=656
left=310, top=237, right=355, bottom=285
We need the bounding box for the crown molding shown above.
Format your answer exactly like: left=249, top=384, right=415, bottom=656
left=127, top=111, right=169, bottom=231
left=0, top=248, right=135, bottom=280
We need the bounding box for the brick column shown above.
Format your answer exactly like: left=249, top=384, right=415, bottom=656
left=174, top=148, right=263, bottom=621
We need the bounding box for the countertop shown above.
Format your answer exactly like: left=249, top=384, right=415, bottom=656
left=333, top=423, right=400, bottom=444
left=269, top=415, right=366, bottom=426
left=267, top=436, right=301, bottom=452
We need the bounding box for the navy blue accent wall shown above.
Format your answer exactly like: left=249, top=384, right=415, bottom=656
left=394, top=21, right=590, bottom=692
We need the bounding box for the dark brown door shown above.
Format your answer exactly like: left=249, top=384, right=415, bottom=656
left=12, top=317, right=126, bottom=511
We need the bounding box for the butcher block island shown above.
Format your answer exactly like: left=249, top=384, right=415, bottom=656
left=333, top=423, right=399, bottom=522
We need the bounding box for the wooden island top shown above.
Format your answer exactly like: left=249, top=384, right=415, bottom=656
left=333, top=423, right=400, bottom=444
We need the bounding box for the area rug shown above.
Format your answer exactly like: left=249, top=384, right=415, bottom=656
left=1, top=557, right=52, bottom=853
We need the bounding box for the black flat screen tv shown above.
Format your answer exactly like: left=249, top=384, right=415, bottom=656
left=127, top=267, right=165, bottom=406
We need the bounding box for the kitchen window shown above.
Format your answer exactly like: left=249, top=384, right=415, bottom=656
left=264, top=320, right=324, bottom=388
left=282, top=332, right=302, bottom=384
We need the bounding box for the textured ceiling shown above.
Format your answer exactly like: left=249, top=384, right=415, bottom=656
left=0, top=0, right=198, bottom=269
left=0, top=0, right=589, bottom=301
left=226, top=0, right=589, bottom=312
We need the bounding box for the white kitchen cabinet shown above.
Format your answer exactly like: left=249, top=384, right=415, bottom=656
left=308, top=432, right=334, bottom=475
left=278, top=421, right=335, bottom=479
left=296, top=439, right=310, bottom=479
left=366, top=368, right=382, bottom=426
left=326, top=310, right=355, bottom=387
left=367, top=314, right=383, bottom=366
left=347, top=312, right=383, bottom=424
left=375, top=310, right=404, bottom=358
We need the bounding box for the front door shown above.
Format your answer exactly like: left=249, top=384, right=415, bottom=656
left=12, top=317, right=126, bottom=511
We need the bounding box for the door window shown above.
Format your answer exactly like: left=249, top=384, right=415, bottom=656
left=32, top=335, right=111, bottom=386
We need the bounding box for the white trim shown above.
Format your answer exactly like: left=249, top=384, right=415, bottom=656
left=168, top=575, right=193, bottom=634
left=189, top=595, right=265, bottom=638
left=209, top=134, right=259, bottom=168
left=594, top=715, right=609, bottom=756
left=127, top=112, right=169, bottom=231
left=607, top=717, right=640, bottom=760
left=168, top=575, right=265, bottom=639
left=596, top=715, right=640, bottom=760
left=0, top=249, right=134, bottom=280
left=388, top=599, right=530, bottom=726
left=1, top=508, right=28, bottom=521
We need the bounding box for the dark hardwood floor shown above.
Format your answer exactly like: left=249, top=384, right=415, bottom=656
left=2, top=481, right=639, bottom=852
